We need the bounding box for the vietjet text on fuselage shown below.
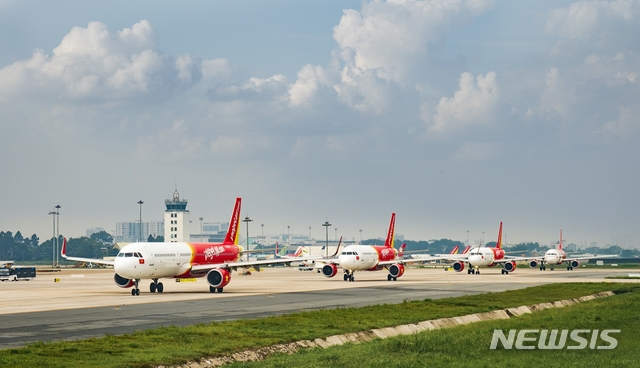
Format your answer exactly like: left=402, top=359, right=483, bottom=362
left=61, top=198, right=298, bottom=296
left=311, top=213, right=419, bottom=282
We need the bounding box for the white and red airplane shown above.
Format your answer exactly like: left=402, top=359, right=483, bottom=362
left=61, top=197, right=300, bottom=296
left=443, top=222, right=519, bottom=275
left=311, top=213, right=422, bottom=282
left=528, top=229, right=617, bottom=271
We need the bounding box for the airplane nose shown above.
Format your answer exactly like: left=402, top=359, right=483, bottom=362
left=468, top=255, right=481, bottom=264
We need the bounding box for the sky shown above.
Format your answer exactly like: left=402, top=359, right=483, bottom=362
left=1, top=0, right=639, bottom=248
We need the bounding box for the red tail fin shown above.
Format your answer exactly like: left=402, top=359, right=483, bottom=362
left=61, top=238, right=67, bottom=257
left=496, top=222, right=503, bottom=249
left=223, top=198, right=241, bottom=244
left=462, top=245, right=471, bottom=254
left=559, top=229, right=563, bottom=250
left=450, top=245, right=459, bottom=254
left=384, top=213, right=396, bottom=248
left=398, top=243, right=406, bottom=257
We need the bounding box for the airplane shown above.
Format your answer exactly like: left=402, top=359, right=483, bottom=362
left=61, top=197, right=300, bottom=296
left=309, top=213, right=428, bottom=282
left=409, top=244, right=469, bottom=260
left=528, top=229, right=618, bottom=271
left=441, top=222, right=520, bottom=275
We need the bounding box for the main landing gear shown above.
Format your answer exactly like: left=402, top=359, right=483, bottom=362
left=344, top=271, right=355, bottom=282
left=150, top=279, right=164, bottom=293
left=468, top=268, right=480, bottom=275
left=387, top=274, right=397, bottom=281
left=501, top=269, right=509, bottom=275
left=209, top=286, right=224, bottom=293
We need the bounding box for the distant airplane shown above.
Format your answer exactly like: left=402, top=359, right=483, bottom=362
left=308, top=213, right=428, bottom=282
left=62, top=198, right=299, bottom=296
left=528, top=229, right=618, bottom=271
left=410, top=244, right=469, bottom=260
left=435, top=222, right=518, bottom=274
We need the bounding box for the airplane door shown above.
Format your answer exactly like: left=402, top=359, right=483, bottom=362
left=144, top=245, right=155, bottom=266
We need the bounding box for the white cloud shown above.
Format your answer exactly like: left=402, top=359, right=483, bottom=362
left=428, top=71, right=499, bottom=134
left=0, top=20, right=201, bottom=102
left=135, top=119, right=206, bottom=162
left=603, top=105, right=640, bottom=138
left=545, top=0, right=638, bottom=41
left=201, top=58, right=235, bottom=81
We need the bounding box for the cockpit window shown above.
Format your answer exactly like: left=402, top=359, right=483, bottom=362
left=341, top=252, right=347, bottom=255
left=134, top=252, right=142, bottom=258
left=125, top=252, right=133, bottom=257
left=117, top=253, right=124, bottom=257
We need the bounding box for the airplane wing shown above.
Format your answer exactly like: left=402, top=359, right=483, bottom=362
left=565, top=254, right=618, bottom=262
left=189, top=257, right=299, bottom=273
left=60, top=238, right=115, bottom=266
left=287, top=236, right=343, bottom=263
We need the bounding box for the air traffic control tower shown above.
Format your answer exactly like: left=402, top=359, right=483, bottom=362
left=164, top=187, right=191, bottom=242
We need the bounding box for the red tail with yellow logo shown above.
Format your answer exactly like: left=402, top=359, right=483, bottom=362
left=223, top=198, right=241, bottom=245
left=384, top=213, right=396, bottom=248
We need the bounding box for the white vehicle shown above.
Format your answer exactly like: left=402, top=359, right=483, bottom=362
left=0, top=269, right=17, bottom=281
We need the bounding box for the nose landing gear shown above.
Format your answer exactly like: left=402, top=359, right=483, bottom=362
left=131, top=279, right=141, bottom=296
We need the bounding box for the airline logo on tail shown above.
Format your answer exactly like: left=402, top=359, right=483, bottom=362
left=450, top=245, right=459, bottom=255
left=462, top=245, right=471, bottom=254
left=559, top=229, right=563, bottom=250
left=398, top=243, right=406, bottom=257
left=223, top=198, right=242, bottom=245
left=384, top=213, right=396, bottom=248
left=496, top=222, right=503, bottom=249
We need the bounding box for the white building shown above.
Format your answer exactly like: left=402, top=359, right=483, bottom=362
left=115, top=221, right=164, bottom=242
left=164, top=187, right=190, bottom=242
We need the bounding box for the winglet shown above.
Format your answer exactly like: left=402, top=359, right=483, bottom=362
left=223, top=198, right=242, bottom=245
left=61, top=238, right=67, bottom=258
left=330, top=236, right=343, bottom=257
left=384, top=213, right=396, bottom=248
left=496, top=222, right=503, bottom=249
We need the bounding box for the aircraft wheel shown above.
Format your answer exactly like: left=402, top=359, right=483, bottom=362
left=150, top=283, right=156, bottom=293
left=210, top=286, right=216, bottom=293
left=388, top=274, right=392, bottom=281
left=135, top=289, right=140, bottom=296
left=217, top=287, right=224, bottom=293
left=157, top=283, right=164, bottom=293
left=350, top=275, right=355, bottom=282
left=476, top=270, right=480, bottom=275
left=393, top=277, right=397, bottom=281
left=131, top=289, right=136, bottom=296
left=344, top=274, right=349, bottom=281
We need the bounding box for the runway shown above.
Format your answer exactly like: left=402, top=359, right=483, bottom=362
left=0, top=266, right=636, bottom=349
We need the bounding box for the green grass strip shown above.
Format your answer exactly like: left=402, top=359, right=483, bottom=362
left=234, top=285, right=640, bottom=368
left=0, top=283, right=636, bottom=368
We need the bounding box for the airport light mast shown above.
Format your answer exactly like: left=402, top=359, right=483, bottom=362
left=55, top=204, right=61, bottom=267
left=48, top=210, right=57, bottom=268
left=137, top=200, right=144, bottom=242
left=243, top=216, right=253, bottom=260
left=322, top=221, right=331, bottom=257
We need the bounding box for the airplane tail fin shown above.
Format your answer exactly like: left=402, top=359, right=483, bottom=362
left=384, top=213, right=396, bottom=248
left=496, top=222, right=503, bottom=249
left=293, top=246, right=305, bottom=257
left=559, top=229, right=563, bottom=250
left=462, top=245, right=471, bottom=254
left=223, top=198, right=242, bottom=245
left=398, top=243, right=406, bottom=258
left=61, top=238, right=67, bottom=258
left=450, top=245, right=459, bottom=254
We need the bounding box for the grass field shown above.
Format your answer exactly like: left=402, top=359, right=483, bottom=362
left=0, top=283, right=637, bottom=368
left=230, top=286, right=640, bottom=368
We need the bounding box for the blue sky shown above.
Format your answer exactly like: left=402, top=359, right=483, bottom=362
left=1, top=0, right=638, bottom=248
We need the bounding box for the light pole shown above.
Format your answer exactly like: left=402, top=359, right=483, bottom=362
left=261, top=224, right=264, bottom=237
left=482, top=231, right=485, bottom=246
left=137, top=200, right=144, bottom=242
left=243, top=216, right=253, bottom=262
left=48, top=210, right=57, bottom=268
left=322, top=221, right=331, bottom=257
left=359, top=229, right=362, bottom=243
left=466, top=230, right=469, bottom=246
left=199, top=217, right=203, bottom=235
left=309, top=226, right=311, bottom=239
left=55, top=204, right=61, bottom=267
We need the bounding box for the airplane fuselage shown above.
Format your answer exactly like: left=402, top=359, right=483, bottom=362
left=467, top=246, right=505, bottom=268
left=114, top=242, right=242, bottom=279
left=338, top=245, right=397, bottom=271
left=543, top=248, right=567, bottom=265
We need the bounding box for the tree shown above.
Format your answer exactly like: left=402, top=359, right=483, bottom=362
left=90, top=231, right=113, bottom=246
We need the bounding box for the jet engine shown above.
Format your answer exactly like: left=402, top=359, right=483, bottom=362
left=570, top=260, right=580, bottom=268
left=207, top=269, right=231, bottom=288
left=452, top=261, right=465, bottom=272
left=529, top=260, right=538, bottom=268
left=322, top=264, right=338, bottom=278
left=388, top=264, right=405, bottom=278
left=503, top=261, right=517, bottom=272
left=114, top=273, right=134, bottom=288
